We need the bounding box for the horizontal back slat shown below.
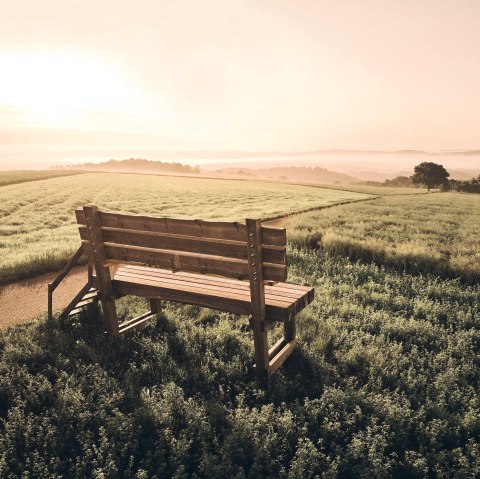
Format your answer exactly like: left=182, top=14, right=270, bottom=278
left=77, top=206, right=287, bottom=281
left=78, top=226, right=285, bottom=264
left=82, top=241, right=287, bottom=282
left=76, top=209, right=286, bottom=247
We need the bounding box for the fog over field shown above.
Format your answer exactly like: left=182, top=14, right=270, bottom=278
left=1, top=149, right=479, bottom=182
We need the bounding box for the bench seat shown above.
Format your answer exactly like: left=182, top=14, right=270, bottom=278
left=105, top=263, right=314, bottom=323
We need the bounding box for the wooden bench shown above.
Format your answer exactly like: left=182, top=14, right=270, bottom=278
left=74, top=204, right=314, bottom=383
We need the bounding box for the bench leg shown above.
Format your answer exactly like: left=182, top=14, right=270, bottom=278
left=101, top=298, right=119, bottom=336
left=150, top=298, right=162, bottom=315
left=252, top=316, right=269, bottom=386
left=284, top=315, right=296, bottom=342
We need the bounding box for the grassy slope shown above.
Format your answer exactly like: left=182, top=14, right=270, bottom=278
left=0, top=191, right=479, bottom=477
left=0, top=170, right=85, bottom=187
left=286, top=192, right=480, bottom=282
left=0, top=173, right=370, bottom=284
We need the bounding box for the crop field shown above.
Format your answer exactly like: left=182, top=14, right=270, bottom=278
left=0, top=169, right=85, bottom=187
left=286, top=192, right=480, bottom=282
left=0, top=172, right=371, bottom=283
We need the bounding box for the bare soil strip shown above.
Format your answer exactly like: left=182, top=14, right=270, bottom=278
left=0, top=265, right=88, bottom=328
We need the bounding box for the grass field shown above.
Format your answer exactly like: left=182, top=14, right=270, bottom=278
left=0, top=246, right=479, bottom=477
left=286, top=192, right=480, bottom=282
left=0, top=172, right=371, bottom=284
left=1, top=176, right=479, bottom=477
left=0, top=169, right=85, bottom=187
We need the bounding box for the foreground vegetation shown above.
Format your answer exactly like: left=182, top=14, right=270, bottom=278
left=286, top=192, right=480, bottom=282
left=0, top=170, right=85, bottom=188
left=1, top=247, right=479, bottom=477
left=0, top=173, right=370, bottom=284
left=1, top=177, right=479, bottom=477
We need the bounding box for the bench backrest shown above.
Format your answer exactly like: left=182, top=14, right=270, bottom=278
left=76, top=206, right=287, bottom=282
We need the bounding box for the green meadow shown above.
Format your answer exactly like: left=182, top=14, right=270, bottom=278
left=0, top=176, right=479, bottom=477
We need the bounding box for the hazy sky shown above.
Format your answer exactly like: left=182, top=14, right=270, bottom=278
left=1, top=0, right=480, bottom=161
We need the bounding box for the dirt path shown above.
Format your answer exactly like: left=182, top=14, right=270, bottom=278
left=0, top=265, right=88, bottom=328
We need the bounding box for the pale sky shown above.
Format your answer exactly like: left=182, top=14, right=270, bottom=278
left=1, top=0, right=480, bottom=163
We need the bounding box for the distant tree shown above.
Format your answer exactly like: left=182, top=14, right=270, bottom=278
left=411, top=162, right=450, bottom=191
left=449, top=174, right=480, bottom=194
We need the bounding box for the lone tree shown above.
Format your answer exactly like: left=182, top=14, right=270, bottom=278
left=411, top=162, right=450, bottom=191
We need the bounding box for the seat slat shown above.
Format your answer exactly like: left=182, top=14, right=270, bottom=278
left=114, top=269, right=298, bottom=306
left=113, top=279, right=293, bottom=323
left=112, top=267, right=313, bottom=322
left=114, top=271, right=294, bottom=309
left=121, top=263, right=312, bottom=294
left=116, top=264, right=312, bottom=302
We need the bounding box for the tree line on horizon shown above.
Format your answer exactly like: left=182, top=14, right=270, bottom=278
left=363, top=162, right=480, bottom=193
left=56, top=158, right=201, bottom=174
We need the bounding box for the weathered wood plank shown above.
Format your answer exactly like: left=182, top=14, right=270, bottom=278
left=76, top=209, right=287, bottom=246
left=268, top=339, right=298, bottom=374
left=77, top=209, right=247, bottom=240
left=268, top=337, right=287, bottom=360
left=78, top=226, right=286, bottom=264
left=121, top=263, right=312, bottom=294
left=112, top=277, right=293, bottom=322
left=118, top=311, right=156, bottom=335
left=113, top=269, right=299, bottom=309
left=261, top=226, right=286, bottom=247
left=115, top=268, right=313, bottom=310
left=82, top=240, right=287, bottom=282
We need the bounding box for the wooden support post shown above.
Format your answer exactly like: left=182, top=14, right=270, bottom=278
left=83, top=205, right=119, bottom=336
left=150, top=298, right=162, bottom=315
left=47, top=284, right=53, bottom=322
left=246, top=218, right=269, bottom=385
left=87, top=255, right=94, bottom=286
left=284, top=315, right=296, bottom=342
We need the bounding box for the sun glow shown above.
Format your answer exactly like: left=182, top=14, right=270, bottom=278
left=0, top=51, right=140, bottom=127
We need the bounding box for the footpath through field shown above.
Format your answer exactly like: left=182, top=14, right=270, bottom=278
left=0, top=266, right=88, bottom=328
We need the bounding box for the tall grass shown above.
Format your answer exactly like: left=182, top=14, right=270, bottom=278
left=0, top=173, right=370, bottom=284
left=286, top=192, right=480, bottom=282
left=0, top=248, right=479, bottom=477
